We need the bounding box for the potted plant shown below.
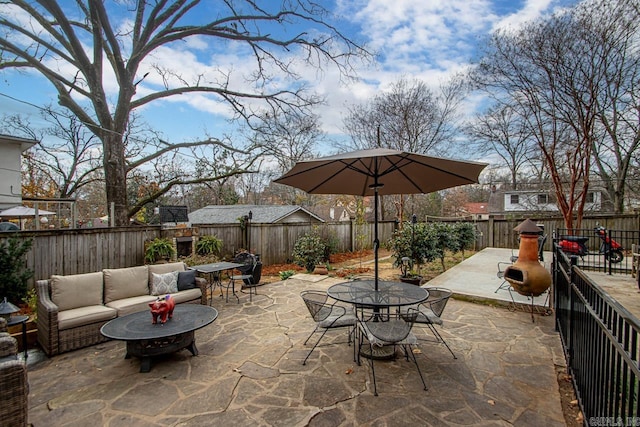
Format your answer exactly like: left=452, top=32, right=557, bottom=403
left=398, top=256, right=422, bottom=285
left=292, top=231, right=326, bottom=273
left=313, top=262, right=330, bottom=275
left=144, top=238, right=175, bottom=263
left=387, top=221, right=436, bottom=285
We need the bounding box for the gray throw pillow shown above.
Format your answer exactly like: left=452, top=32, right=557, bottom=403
left=151, top=271, right=179, bottom=295
left=177, top=270, right=197, bottom=291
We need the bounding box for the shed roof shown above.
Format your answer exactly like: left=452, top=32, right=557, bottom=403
left=188, top=204, right=324, bottom=224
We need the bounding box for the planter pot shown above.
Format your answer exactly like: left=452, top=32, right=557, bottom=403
left=400, top=276, right=423, bottom=286
left=313, top=266, right=328, bottom=275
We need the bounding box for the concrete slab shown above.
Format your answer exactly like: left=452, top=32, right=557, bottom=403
left=427, top=247, right=552, bottom=309
left=581, top=270, right=640, bottom=320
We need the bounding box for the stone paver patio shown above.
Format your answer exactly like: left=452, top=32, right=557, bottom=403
left=26, top=272, right=566, bottom=426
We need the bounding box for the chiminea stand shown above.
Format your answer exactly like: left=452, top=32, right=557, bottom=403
left=505, top=287, right=551, bottom=322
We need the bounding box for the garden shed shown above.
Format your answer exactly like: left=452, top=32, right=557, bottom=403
left=188, top=205, right=324, bottom=225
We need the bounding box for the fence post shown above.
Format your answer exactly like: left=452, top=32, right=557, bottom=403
left=350, top=219, right=355, bottom=252
left=567, top=254, right=578, bottom=363
left=488, top=215, right=495, bottom=247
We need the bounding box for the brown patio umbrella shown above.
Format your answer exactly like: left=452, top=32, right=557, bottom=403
left=274, top=148, right=487, bottom=289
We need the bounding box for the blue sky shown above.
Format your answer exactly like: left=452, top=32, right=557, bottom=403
left=0, top=0, right=577, bottom=156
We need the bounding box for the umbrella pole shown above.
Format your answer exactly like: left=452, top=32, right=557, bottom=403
left=374, top=184, right=379, bottom=291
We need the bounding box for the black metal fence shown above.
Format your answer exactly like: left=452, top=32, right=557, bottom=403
left=554, top=227, right=640, bottom=276
left=554, top=246, right=640, bottom=425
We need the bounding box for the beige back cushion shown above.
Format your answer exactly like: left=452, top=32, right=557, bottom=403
left=51, top=272, right=104, bottom=311
left=148, top=262, right=185, bottom=283
left=103, top=266, right=149, bottom=303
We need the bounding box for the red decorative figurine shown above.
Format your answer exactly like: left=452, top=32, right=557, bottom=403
left=149, top=295, right=175, bottom=324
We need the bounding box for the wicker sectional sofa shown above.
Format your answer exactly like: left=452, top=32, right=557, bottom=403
left=0, top=317, right=28, bottom=426
left=36, top=262, right=207, bottom=356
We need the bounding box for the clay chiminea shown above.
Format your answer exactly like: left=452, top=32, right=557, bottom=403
left=504, top=219, right=551, bottom=297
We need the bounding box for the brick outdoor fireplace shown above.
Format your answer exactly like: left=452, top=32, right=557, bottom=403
left=160, top=225, right=199, bottom=259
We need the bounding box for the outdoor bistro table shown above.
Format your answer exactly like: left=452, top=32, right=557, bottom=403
left=327, top=280, right=429, bottom=359
left=189, top=262, right=243, bottom=304
left=100, top=304, right=217, bottom=372
left=327, top=279, right=429, bottom=309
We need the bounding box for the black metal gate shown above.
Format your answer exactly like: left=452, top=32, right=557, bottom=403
left=554, top=244, right=640, bottom=425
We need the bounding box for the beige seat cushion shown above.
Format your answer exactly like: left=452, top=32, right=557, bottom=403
left=106, top=295, right=157, bottom=317
left=170, top=289, right=202, bottom=304
left=58, top=305, right=117, bottom=331
left=103, top=266, right=149, bottom=304
left=51, top=272, right=104, bottom=311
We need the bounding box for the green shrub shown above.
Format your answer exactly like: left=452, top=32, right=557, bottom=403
left=387, top=221, right=446, bottom=277
left=451, top=222, right=476, bottom=259
left=428, top=222, right=458, bottom=272
left=279, top=270, right=296, bottom=280
left=196, top=235, right=223, bottom=256
left=144, top=237, right=175, bottom=263
left=0, top=236, right=34, bottom=304
left=292, top=231, right=326, bottom=273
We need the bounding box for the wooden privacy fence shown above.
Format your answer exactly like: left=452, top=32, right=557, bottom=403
left=3, top=226, right=162, bottom=286
left=239, top=220, right=396, bottom=265
left=2, top=213, right=638, bottom=286
left=0, top=221, right=398, bottom=285
left=454, top=213, right=640, bottom=253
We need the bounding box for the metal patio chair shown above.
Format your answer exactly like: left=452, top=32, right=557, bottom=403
left=300, top=290, right=357, bottom=365
left=495, top=261, right=513, bottom=293
left=357, top=308, right=427, bottom=396
left=228, top=252, right=259, bottom=302
left=399, top=287, right=457, bottom=359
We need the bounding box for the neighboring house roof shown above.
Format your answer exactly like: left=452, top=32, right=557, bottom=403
left=0, top=134, right=38, bottom=151
left=188, top=204, right=325, bottom=224
left=463, top=202, right=489, bottom=215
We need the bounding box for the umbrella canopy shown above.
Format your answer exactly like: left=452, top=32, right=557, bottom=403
left=274, top=148, right=487, bottom=196
left=0, top=206, right=55, bottom=217
left=274, top=148, right=487, bottom=288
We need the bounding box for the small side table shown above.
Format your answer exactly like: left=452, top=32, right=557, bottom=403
left=7, top=315, right=29, bottom=360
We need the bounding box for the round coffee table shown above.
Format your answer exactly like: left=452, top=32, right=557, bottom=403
left=100, top=304, right=217, bottom=372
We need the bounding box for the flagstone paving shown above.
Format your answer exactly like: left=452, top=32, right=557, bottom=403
left=26, top=272, right=566, bottom=426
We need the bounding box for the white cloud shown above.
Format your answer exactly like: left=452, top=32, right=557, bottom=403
left=492, top=0, right=555, bottom=30
left=0, top=1, right=577, bottom=145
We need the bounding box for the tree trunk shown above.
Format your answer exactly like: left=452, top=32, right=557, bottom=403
left=103, top=133, right=129, bottom=226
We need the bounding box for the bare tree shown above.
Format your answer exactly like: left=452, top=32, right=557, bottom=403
left=247, top=110, right=325, bottom=203
left=465, top=104, right=536, bottom=190
left=253, top=110, right=324, bottom=172
left=0, top=1, right=369, bottom=225
left=342, top=76, right=464, bottom=155
left=472, top=0, right=640, bottom=229
left=588, top=0, right=640, bottom=213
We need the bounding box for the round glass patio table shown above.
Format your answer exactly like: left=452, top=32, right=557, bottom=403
left=327, top=280, right=429, bottom=359
left=327, top=279, right=429, bottom=308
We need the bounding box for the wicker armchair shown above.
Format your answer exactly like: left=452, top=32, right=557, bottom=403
left=0, top=318, right=29, bottom=426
